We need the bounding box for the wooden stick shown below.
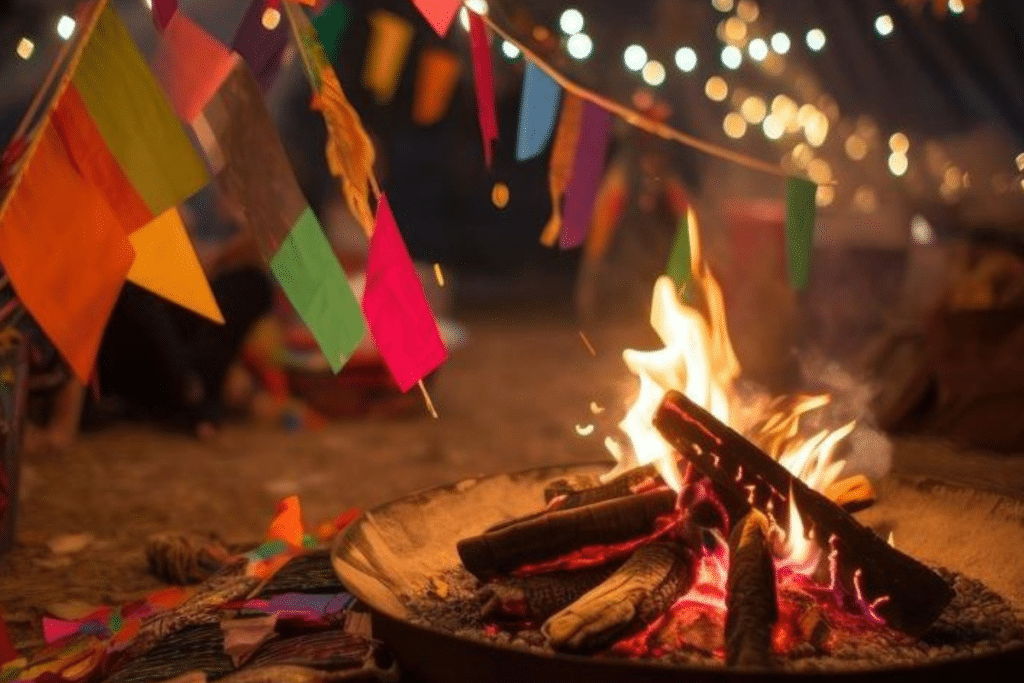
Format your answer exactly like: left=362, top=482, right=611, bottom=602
left=457, top=489, right=677, bottom=578
left=725, top=510, right=777, bottom=669
left=543, top=464, right=659, bottom=509
left=654, top=390, right=954, bottom=636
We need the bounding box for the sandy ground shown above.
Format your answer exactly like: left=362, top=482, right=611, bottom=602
left=2, top=314, right=1024, bottom=655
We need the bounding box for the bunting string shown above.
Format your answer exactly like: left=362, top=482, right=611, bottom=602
left=473, top=9, right=801, bottom=182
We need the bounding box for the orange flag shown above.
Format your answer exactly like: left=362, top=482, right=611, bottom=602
left=412, top=47, right=462, bottom=127
left=362, top=10, right=414, bottom=105
left=0, top=124, right=134, bottom=381
left=127, top=208, right=224, bottom=323
left=539, top=94, right=584, bottom=246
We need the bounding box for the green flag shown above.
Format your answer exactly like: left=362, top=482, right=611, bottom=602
left=665, top=212, right=691, bottom=290
left=313, top=1, right=352, bottom=61
left=785, top=177, right=817, bottom=290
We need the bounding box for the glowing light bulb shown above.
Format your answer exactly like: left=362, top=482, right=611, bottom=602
left=459, top=0, right=489, bottom=31
left=712, top=0, right=735, bottom=12
left=56, top=15, right=75, bottom=40
left=705, top=76, right=728, bottom=101
left=875, top=14, right=894, bottom=36
left=806, top=28, right=826, bottom=52
left=566, top=33, right=593, bottom=60
left=888, top=152, right=908, bottom=176
left=501, top=41, right=520, bottom=59
left=762, top=114, right=784, bottom=139
left=845, top=135, right=868, bottom=161
left=723, top=112, right=746, bottom=139
left=747, top=38, right=768, bottom=61
left=771, top=32, right=791, bottom=54
left=261, top=7, right=281, bottom=30
left=15, top=37, right=33, bottom=60
left=624, top=44, right=647, bottom=71
left=911, top=214, right=935, bottom=243
left=675, top=46, right=697, bottom=72
left=741, top=96, right=766, bottom=124
left=948, top=0, right=965, bottom=14
left=889, top=132, right=910, bottom=154
left=642, top=60, right=666, bottom=86
left=560, top=8, right=584, bottom=34
left=721, top=45, right=742, bottom=69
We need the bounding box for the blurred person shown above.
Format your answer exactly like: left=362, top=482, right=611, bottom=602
left=95, top=187, right=272, bottom=439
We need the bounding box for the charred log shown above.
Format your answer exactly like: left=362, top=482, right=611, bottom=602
left=478, top=562, right=623, bottom=623
left=654, top=389, right=955, bottom=636
left=725, top=510, right=777, bottom=669
left=457, top=489, right=677, bottom=579
left=542, top=465, right=661, bottom=509
left=541, top=541, right=696, bottom=652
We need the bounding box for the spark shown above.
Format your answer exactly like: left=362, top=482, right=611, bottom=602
left=589, top=401, right=605, bottom=415
left=575, top=423, right=595, bottom=436
left=433, top=263, right=445, bottom=287
left=578, top=331, right=597, bottom=356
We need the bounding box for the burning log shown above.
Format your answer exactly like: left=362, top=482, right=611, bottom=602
left=543, top=465, right=660, bottom=509
left=541, top=541, right=696, bottom=652
left=654, top=389, right=955, bottom=636
left=725, top=510, right=777, bottom=669
left=478, top=563, right=623, bottom=623
left=456, top=489, right=677, bottom=578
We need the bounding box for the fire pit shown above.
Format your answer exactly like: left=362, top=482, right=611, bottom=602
left=335, top=250, right=1023, bottom=680
left=332, top=462, right=1024, bottom=682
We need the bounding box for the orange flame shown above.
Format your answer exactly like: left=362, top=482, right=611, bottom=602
left=605, top=208, right=853, bottom=575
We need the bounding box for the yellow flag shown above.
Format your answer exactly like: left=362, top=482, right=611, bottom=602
left=362, top=10, right=414, bottom=105
left=127, top=208, right=224, bottom=323
left=413, top=47, right=461, bottom=126
left=540, top=94, right=585, bottom=246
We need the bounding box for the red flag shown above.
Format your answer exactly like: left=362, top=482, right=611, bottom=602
left=152, top=11, right=237, bottom=124
left=468, top=13, right=497, bottom=167
left=412, top=0, right=461, bottom=37
left=151, top=0, right=178, bottom=31
left=362, top=195, right=447, bottom=392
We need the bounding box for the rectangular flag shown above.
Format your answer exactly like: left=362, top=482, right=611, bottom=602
left=232, top=0, right=289, bottom=92
left=560, top=101, right=613, bottom=249
left=284, top=2, right=376, bottom=236
left=469, top=12, right=498, bottom=167
left=0, top=123, right=134, bottom=382
left=151, top=9, right=236, bottom=124
left=52, top=3, right=208, bottom=235
left=362, top=10, right=414, bottom=106
left=516, top=61, right=561, bottom=161
left=785, top=176, right=817, bottom=290
left=199, top=61, right=365, bottom=371
left=362, top=194, right=447, bottom=392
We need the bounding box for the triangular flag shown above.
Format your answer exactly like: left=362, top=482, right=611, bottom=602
left=411, top=0, right=460, bottom=37
left=151, top=0, right=178, bottom=31
left=232, top=0, right=289, bottom=92
left=560, top=101, right=613, bottom=249
left=311, top=0, right=351, bottom=61
left=516, top=62, right=562, bottom=161
left=268, top=495, right=304, bottom=547
left=152, top=10, right=236, bottom=125
left=412, top=47, right=462, bottom=127
left=785, top=176, right=817, bottom=290
left=539, top=94, right=584, bottom=246
left=362, top=10, right=414, bottom=105
left=469, top=12, right=498, bottom=167
left=127, top=208, right=224, bottom=324
left=362, top=194, right=448, bottom=392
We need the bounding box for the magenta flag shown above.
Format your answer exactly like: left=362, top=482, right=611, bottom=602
left=469, top=13, right=498, bottom=167
left=412, top=0, right=461, bottom=37
left=560, top=102, right=613, bottom=249
left=152, top=0, right=178, bottom=31
left=362, top=194, right=448, bottom=392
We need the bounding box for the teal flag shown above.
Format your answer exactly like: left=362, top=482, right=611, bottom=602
left=312, top=1, right=352, bottom=61
left=785, top=177, right=817, bottom=290
left=516, top=62, right=562, bottom=161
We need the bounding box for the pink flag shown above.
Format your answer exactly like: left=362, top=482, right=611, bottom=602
left=560, top=101, right=613, bottom=249
left=362, top=194, right=447, bottom=392
left=412, top=0, right=461, bottom=37
left=152, top=11, right=237, bottom=124
left=151, top=0, right=178, bottom=31
left=469, top=13, right=498, bottom=168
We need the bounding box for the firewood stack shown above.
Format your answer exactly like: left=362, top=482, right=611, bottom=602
left=454, top=390, right=956, bottom=668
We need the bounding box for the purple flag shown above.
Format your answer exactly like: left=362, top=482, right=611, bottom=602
left=231, top=0, right=289, bottom=92
left=560, top=102, right=613, bottom=249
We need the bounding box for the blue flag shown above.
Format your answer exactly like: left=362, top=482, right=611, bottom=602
left=516, top=62, right=562, bottom=162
